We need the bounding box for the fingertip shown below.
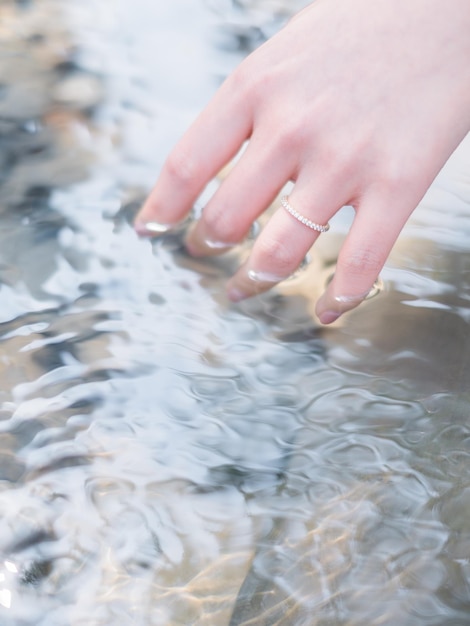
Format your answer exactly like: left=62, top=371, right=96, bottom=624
left=226, top=265, right=280, bottom=302
left=226, top=285, right=249, bottom=303
left=317, top=309, right=342, bottom=325
left=315, top=280, right=371, bottom=324
left=184, top=223, right=237, bottom=257
left=226, top=277, right=257, bottom=303
left=134, top=218, right=174, bottom=237
left=134, top=190, right=189, bottom=237
left=133, top=195, right=162, bottom=235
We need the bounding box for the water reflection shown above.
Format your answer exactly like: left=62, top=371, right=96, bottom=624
left=0, top=0, right=470, bottom=624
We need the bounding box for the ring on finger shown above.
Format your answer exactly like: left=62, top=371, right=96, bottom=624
left=281, top=196, right=330, bottom=233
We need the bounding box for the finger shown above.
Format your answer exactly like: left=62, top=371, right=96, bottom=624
left=184, top=133, right=297, bottom=256
left=315, top=195, right=415, bottom=324
left=226, top=178, right=349, bottom=301
left=134, top=76, right=253, bottom=234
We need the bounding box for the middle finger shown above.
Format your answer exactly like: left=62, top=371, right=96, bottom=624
left=185, top=132, right=298, bottom=256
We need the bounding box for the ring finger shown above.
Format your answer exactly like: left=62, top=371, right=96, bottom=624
left=226, top=174, right=352, bottom=301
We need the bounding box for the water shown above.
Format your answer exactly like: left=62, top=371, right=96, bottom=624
left=1, top=0, right=470, bottom=624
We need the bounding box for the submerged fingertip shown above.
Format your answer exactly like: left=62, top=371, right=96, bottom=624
left=227, top=286, right=249, bottom=302
left=134, top=220, right=175, bottom=236
left=318, top=310, right=342, bottom=325
left=247, top=269, right=286, bottom=283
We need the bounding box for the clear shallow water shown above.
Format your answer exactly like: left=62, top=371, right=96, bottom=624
left=1, top=0, right=470, bottom=624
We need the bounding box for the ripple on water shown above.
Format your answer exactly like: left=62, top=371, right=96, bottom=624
left=1, top=0, right=470, bottom=624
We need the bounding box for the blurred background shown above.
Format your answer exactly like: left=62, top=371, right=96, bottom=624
left=0, top=0, right=470, bottom=624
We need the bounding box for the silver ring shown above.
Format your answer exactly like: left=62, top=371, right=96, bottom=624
left=281, top=196, right=330, bottom=233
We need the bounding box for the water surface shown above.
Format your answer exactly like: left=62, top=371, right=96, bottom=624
left=1, top=1, right=470, bottom=624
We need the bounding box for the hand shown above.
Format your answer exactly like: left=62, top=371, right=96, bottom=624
left=135, top=0, right=470, bottom=323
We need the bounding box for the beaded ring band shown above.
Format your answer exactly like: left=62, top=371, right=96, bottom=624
left=281, top=196, right=330, bottom=233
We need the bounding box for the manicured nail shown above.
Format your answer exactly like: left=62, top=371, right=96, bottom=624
left=134, top=220, right=175, bottom=236
left=203, top=238, right=234, bottom=251
left=247, top=269, right=287, bottom=283
left=334, top=292, right=369, bottom=305
left=318, top=310, right=341, bottom=325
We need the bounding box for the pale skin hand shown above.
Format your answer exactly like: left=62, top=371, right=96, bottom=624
left=135, top=0, right=470, bottom=324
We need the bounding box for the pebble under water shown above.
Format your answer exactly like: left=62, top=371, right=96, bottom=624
left=1, top=1, right=470, bottom=624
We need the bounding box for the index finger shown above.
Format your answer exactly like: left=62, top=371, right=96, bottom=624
left=135, top=73, right=253, bottom=232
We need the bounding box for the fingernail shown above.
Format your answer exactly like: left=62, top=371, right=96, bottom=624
left=247, top=269, right=287, bottom=283
left=203, top=238, right=234, bottom=251
left=318, top=310, right=341, bottom=325
left=184, top=225, right=233, bottom=256
left=134, top=220, right=175, bottom=236
left=334, top=292, right=369, bottom=305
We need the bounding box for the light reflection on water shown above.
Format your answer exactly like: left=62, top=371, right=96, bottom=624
left=1, top=0, right=470, bottom=624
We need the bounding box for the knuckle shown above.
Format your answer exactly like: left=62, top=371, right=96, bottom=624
left=229, top=62, right=258, bottom=103
left=164, top=148, right=198, bottom=189
left=373, top=154, right=415, bottom=196
left=203, top=208, right=237, bottom=242
left=376, top=171, right=405, bottom=196
left=257, top=235, right=298, bottom=276
left=230, top=56, right=279, bottom=109
left=273, top=120, right=304, bottom=154
left=341, top=247, right=384, bottom=278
